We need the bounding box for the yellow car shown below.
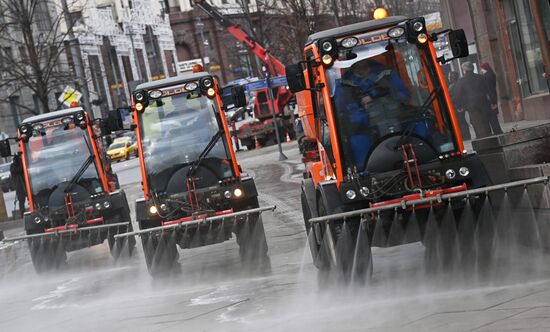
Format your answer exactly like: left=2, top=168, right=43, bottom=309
left=107, top=139, right=138, bottom=162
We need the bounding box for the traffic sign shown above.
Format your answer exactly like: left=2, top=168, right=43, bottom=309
left=58, top=86, right=82, bottom=107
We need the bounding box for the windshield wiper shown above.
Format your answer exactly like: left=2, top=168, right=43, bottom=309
left=186, top=130, right=224, bottom=177
left=65, top=135, right=95, bottom=193
left=395, top=86, right=442, bottom=149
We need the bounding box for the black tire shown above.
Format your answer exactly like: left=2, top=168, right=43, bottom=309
left=302, top=190, right=322, bottom=269
left=141, top=231, right=179, bottom=278
left=28, top=237, right=66, bottom=273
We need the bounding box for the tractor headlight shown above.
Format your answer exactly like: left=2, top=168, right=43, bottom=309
left=75, top=112, right=85, bottom=122
left=206, top=87, right=216, bottom=98
left=321, top=41, right=333, bottom=52
left=224, top=190, right=232, bottom=199
left=346, top=189, right=357, bottom=200
left=459, top=167, right=470, bottom=177
left=32, top=123, right=44, bottom=131
left=202, top=78, right=213, bottom=88
left=417, top=33, right=428, bottom=44
left=149, top=205, right=158, bottom=215
left=360, top=186, right=370, bottom=197
left=233, top=188, right=243, bottom=198
left=95, top=202, right=102, bottom=210
left=148, top=90, right=162, bottom=99
left=135, top=103, right=144, bottom=112
left=134, top=92, right=145, bottom=102
left=322, top=54, right=333, bottom=65
left=413, top=21, right=424, bottom=32
left=103, top=201, right=111, bottom=209
left=34, top=216, right=42, bottom=224
left=340, top=37, right=359, bottom=48
left=184, top=82, right=198, bottom=91
left=159, top=203, right=168, bottom=212
left=388, top=26, right=405, bottom=38
left=445, top=169, right=456, bottom=180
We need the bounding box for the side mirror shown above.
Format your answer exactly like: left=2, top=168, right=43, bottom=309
left=449, top=29, right=469, bottom=58
left=106, top=109, right=124, bottom=133
left=222, top=85, right=247, bottom=110
left=231, top=85, right=247, bottom=108
left=285, top=64, right=306, bottom=93
left=0, top=139, right=11, bottom=157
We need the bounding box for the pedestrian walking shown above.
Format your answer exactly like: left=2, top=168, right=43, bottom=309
left=447, top=71, right=471, bottom=140
left=10, top=153, right=26, bottom=218
left=454, top=61, right=492, bottom=139
left=480, top=62, right=503, bottom=135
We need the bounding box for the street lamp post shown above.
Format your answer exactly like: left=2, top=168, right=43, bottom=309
left=195, top=18, right=210, bottom=66
left=60, top=0, right=92, bottom=113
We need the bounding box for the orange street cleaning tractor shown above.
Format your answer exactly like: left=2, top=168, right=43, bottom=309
left=114, top=72, right=273, bottom=277
left=285, top=14, right=549, bottom=281
left=0, top=107, right=135, bottom=273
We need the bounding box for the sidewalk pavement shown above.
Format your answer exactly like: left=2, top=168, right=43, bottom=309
left=464, top=119, right=550, bottom=152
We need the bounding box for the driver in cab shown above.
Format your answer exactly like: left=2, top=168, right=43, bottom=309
left=337, top=57, right=411, bottom=167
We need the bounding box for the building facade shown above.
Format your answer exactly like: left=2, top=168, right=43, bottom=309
left=0, top=0, right=178, bottom=138
left=166, top=0, right=443, bottom=85
left=441, top=0, right=550, bottom=122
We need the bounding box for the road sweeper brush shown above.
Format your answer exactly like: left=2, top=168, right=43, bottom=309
left=306, top=176, right=549, bottom=283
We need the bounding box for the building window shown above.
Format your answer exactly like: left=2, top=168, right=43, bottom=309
left=505, top=0, right=549, bottom=97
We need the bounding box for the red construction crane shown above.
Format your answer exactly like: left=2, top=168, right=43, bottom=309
left=192, top=0, right=295, bottom=149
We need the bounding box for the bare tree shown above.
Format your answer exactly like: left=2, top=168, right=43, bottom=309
left=0, top=0, right=80, bottom=114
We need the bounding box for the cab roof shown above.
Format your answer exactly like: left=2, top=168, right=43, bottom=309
left=22, top=107, right=85, bottom=124
left=136, top=72, right=211, bottom=91
left=306, top=16, right=407, bottom=45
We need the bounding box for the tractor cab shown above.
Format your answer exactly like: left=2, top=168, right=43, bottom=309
left=129, top=72, right=270, bottom=277
left=287, top=17, right=490, bottom=205
left=133, top=73, right=252, bottom=219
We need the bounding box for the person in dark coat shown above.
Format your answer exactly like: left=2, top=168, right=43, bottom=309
left=453, top=61, right=492, bottom=139
left=448, top=71, right=471, bottom=140
left=10, top=153, right=26, bottom=218
left=480, top=62, right=503, bottom=135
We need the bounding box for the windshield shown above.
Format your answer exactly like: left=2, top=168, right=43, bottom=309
left=325, top=34, right=456, bottom=173
left=139, top=91, right=232, bottom=193
left=24, top=122, right=102, bottom=205
left=109, top=142, right=127, bottom=150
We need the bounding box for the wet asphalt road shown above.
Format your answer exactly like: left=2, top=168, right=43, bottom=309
left=1, top=143, right=550, bottom=331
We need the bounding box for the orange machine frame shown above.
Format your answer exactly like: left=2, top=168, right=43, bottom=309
left=132, top=79, right=242, bottom=200
left=20, top=113, right=112, bottom=213
left=301, top=27, right=466, bottom=189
